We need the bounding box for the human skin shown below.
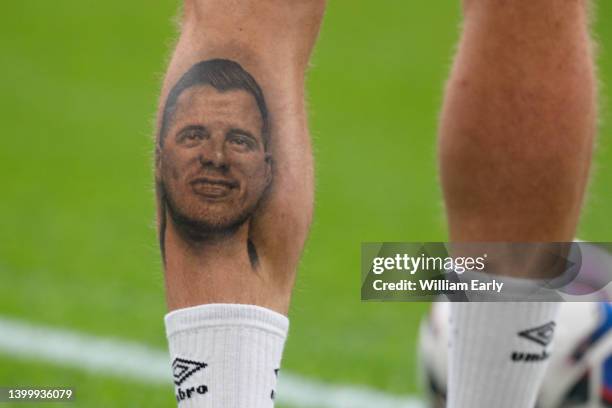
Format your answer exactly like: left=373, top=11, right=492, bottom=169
left=160, top=86, right=272, bottom=239
left=438, top=0, right=597, bottom=277
left=155, top=0, right=326, bottom=314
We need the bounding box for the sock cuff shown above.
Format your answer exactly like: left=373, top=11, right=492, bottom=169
left=448, top=302, right=561, bottom=408
left=165, top=303, right=289, bottom=339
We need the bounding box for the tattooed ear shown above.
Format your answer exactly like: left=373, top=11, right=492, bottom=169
left=265, top=153, right=273, bottom=187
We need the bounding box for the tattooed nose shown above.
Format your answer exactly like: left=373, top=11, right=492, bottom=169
left=199, top=152, right=229, bottom=171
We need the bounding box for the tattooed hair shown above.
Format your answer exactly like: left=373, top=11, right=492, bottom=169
left=158, top=59, right=270, bottom=149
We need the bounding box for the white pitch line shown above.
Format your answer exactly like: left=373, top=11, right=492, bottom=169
left=0, top=317, right=423, bottom=408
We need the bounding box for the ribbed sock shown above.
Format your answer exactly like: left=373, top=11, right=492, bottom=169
left=448, top=302, right=560, bottom=408
left=165, top=304, right=289, bottom=408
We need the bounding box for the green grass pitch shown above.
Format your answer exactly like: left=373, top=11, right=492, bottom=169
left=1, top=1, right=612, bottom=406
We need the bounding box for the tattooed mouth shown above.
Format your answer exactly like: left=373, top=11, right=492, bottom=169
left=190, top=177, right=238, bottom=199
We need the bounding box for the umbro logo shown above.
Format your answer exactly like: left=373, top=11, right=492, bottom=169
left=271, top=368, right=280, bottom=400
left=512, top=350, right=550, bottom=362
left=518, top=321, right=556, bottom=347
left=172, top=358, right=207, bottom=386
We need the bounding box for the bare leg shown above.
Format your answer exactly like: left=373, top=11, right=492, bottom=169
left=439, top=0, right=596, bottom=244
left=155, top=2, right=325, bottom=406
left=438, top=2, right=597, bottom=407
left=156, top=0, right=326, bottom=314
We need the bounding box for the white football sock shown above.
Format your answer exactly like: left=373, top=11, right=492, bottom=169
left=165, top=304, right=289, bottom=408
left=448, top=301, right=560, bottom=408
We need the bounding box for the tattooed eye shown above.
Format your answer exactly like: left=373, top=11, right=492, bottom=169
left=176, top=126, right=207, bottom=146
left=228, top=132, right=257, bottom=151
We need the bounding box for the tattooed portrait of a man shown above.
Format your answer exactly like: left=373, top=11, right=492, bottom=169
left=156, top=59, right=271, bottom=264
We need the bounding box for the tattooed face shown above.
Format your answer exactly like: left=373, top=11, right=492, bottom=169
left=160, top=85, right=271, bottom=235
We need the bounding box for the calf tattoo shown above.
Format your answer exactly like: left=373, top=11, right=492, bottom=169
left=156, top=59, right=271, bottom=267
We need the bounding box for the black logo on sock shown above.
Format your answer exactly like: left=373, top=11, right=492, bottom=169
left=511, top=321, right=556, bottom=363
left=176, top=384, right=208, bottom=402
left=271, top=368, right=280, bottom=400
left=518, top=321, right=556, bottom=346
left=172, top=358, right=207, bottom=386
left=511, top=350, right=550, bottom=362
